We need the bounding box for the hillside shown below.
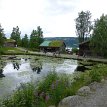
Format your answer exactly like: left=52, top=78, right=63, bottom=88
left=44, top=37, right=78, bottom=48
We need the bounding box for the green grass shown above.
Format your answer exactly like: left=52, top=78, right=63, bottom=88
left=1, top=64, right=107, bottom=107
left=0, top=47, right=31, bottom=55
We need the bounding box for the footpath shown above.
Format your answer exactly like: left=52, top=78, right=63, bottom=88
left=29, top=51, right=107, bottom=63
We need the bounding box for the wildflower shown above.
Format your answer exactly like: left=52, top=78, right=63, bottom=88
left=45, top=93, right=50, bottom=101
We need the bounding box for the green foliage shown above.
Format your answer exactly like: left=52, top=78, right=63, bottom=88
left=72, top=48, right=79, bottom=54
left=2, top=83, right=36, bottom=107
left=0, top=47, right=26, bottom=54
left=89, top=64, right=107, bottom=82
left=21, top=34, right=29, bottom=48
left=49, top=40, right=63, bottom=47
left=37, top=72, right=69, bottom=106
left=0, top=47, right=5, bottom=55
left=29, top=26, right=43, bottom=50
left=75, top=11, right=92, bottom=43
left=89, top=68, right=102, bottom=82
left=37, top=26, right=43, bottom=38
left=10, top=26, right=21, bottom=46
left=0, top=24, right=6, bottom=47
left=90, top=14, right=107, bottom=57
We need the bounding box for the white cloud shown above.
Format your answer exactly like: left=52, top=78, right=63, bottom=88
left=0, top=0, right=107, bottom=37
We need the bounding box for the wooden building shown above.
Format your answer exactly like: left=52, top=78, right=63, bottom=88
left=4, top=39, right=16, bottom=47
left=79, top=40, right=92, bottom=56
left=39, top=40, right=66, bottom=53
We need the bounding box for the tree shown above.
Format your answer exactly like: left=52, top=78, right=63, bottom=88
left=91, top=14, right=107, bottom=57
left=29, top=26, right=43, bottom=50
left=21, top=34, right=29, bottom=48
left=37, top=26, right=43, bottom=38
left=75, top=11, right=92, bottom=43
left=0, top=24, right=5, bottom=47
left=29, top=30, right=37, bottom=49
left=10, top=26, right=21, bottom=46
left=36, top=26, right=43, bottom=46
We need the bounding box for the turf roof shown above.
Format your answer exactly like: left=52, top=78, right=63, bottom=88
left=40, top=40, right=64, bottom=47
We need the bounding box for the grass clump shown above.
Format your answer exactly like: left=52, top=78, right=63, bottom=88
left=2, top=83, right=36, bottom=107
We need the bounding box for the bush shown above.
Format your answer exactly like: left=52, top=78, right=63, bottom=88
left=72, top=48, right=79, bottom=54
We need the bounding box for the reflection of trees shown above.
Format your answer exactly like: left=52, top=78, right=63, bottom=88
left=31, top=61, right=42, bottom=74
left=0, top=61, right=6, bottom=77
left=13, top=62, right=20, bottom=70
left=0, top=69, right=5, bottom=78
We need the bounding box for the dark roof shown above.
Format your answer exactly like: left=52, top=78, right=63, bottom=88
left=79, top=40, right=90, bottom=46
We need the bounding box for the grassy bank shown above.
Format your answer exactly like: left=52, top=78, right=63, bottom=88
left=1, top=64, right=107, bottom=107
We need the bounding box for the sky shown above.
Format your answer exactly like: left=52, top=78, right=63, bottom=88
left=0, top=0, right=107, bottom=38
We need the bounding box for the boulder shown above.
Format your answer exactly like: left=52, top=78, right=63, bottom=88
left=77, top=86, right=91, bottom=96
left=89, top=82, right=102, bottom=91
left=58, top=95, right=83, bottom=107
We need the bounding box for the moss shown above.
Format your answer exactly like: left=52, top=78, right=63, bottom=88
left=49, top=40, right=63, bottom=47
left=5, top=39, right=16, bottom=43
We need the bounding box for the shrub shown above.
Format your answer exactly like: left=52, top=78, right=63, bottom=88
left=72, top=48, right=79, bottom=54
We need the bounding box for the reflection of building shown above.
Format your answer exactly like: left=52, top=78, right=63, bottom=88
left=79, top=40, right=92, bottom=56
left=4, top=39, right=16, bottom=47
left=39, top=40, right=66, bottom=53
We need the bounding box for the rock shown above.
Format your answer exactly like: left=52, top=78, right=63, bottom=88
left=58, top=95, right=83, bottom=107
left=77, top=86, right=91, bottom=96
left=89, top=82, right=102, bottom=91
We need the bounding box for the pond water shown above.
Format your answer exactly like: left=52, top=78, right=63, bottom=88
left=0, top=55, right=78, bottom=97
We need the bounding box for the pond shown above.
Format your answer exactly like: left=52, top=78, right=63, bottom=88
left=0, top=55, right=78, bottom=97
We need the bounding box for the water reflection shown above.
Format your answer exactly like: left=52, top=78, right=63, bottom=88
left=0, top=56, right=78, bottom=97
left=0, top=69, right=5, bottom=78
left=13, top=62, right=20, bottom=70
left=32, top=67, right=42, bottom=74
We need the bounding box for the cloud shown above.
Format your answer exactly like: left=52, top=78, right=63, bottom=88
left=0, top=0, right=107, bottom=38
left=44, top=0, right=79, bottom=15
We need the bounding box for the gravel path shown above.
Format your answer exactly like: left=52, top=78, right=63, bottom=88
left=76, top=80, right=107, bottom=107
